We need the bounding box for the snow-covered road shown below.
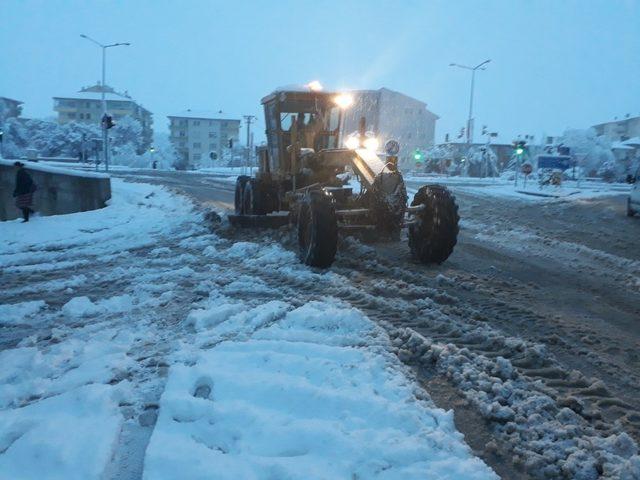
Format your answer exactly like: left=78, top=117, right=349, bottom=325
left=108, top=168, right=640, bottom=479
left=0, top=179, right=496, bottom=480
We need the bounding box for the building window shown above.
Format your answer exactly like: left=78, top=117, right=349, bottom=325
left=86, top=113, right=91, bottom=120
left=193, top=153, right=202, bottom=161
left=85, top=102, right=90, bottom=108
left=179, top=142, right=185, bottom=147
left=79, top=113, right=84, bottom=119
left=193, top=120, right=200, bottom=126
left=222, top=122, right=228, bottom=127
left=209, top=143, right=217, bottom=149
left=67, top=112, right=76, bottom=118
left=179, top=131, right=186, bottom=137
left=209, top=132, right=217, bottom=138
left=193, top=142, right=201, bottom=149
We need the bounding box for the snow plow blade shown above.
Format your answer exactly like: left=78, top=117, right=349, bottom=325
left=228, top=213, right=290, bottom=228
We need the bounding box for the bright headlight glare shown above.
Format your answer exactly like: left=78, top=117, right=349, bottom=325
left=363, top=137, right=379, bottom=151
left=345, top=136, right=360, bottom=150
left=334, top=93, right=353, bottom=109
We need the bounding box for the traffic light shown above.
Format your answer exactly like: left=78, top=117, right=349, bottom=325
left=228, top=138, right=234, bottom=148
left=101, top=114, right=115, bottom=129
left=513, top=140, right=526, bottom=156
left=413, top=149, right=422, bottom=161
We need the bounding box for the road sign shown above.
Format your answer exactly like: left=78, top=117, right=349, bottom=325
left=537, top=155, right=572, bottom=171
left=522, top=163, right=533, bottom=175
left=385, top=139, right=400, bottom=156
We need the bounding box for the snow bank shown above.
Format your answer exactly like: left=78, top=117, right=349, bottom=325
left=144, top=298, right=496, bottom=480
left=0, top=178, right=198, bottom=263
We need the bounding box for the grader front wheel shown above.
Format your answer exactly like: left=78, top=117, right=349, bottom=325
left=297, top=192, right=338, bottom=268
left=408, top=185, right=459, bottom=264
left=234, top=176, right=250, bottom=215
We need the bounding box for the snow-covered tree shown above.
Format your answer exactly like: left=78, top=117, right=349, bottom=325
left=560, top=128, right=616, bottom=178
left=111, top=116, right=143, bottom=155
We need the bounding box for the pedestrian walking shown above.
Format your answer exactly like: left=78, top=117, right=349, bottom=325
left=13, top=161, right=37, bottom=222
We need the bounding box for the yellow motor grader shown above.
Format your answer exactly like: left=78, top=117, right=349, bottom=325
left=229, top=85, right=459, bottom=268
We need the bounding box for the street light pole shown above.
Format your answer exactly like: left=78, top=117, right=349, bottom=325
left=80, top=34, right=130, bottom=172
left=450, top=59, right=491, bottom=144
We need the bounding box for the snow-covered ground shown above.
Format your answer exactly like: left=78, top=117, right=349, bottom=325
left=404, top=173, right=631, bottom=202
left=0, top=179, right=496, bottom=479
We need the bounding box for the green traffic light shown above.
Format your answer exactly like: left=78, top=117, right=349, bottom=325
left=516, top=148, right=524, bottom=155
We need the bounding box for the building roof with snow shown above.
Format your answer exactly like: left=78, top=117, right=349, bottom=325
left=53, top=84, right=151, bottom=113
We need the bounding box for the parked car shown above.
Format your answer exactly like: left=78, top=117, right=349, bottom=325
left=628, top=166, right=640, bottom=217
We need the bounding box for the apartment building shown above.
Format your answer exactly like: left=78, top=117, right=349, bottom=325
left=342, top=88, right=439, bottom=167
left=0, top=97, right=23, bottom=121
left=592, top=115, right=640, bottom=142
left=53, top=84, right=153, bottom=152
left=168, top=110, right=241, bottom=168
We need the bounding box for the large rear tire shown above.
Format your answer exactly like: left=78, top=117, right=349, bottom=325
left=297, top=192, right=338, bottom=268
left=234, top=176, right=250, bottom=215
left=408, top=185, right=459, bottom=264
left=243, top=179, right=267, bottom=215
left=627, top=198, right=636, bottom=217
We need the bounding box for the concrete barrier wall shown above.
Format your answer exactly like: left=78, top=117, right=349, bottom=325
left=0, top=159, right=111, bottom=221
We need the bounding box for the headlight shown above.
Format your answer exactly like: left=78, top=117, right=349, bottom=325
left=334, top=93, right=353, bottom=109
left=363, top=137, right=379, bottom=151
left=345, top=136, right=360, bottom=150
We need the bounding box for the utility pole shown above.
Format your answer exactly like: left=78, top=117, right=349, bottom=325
left=449, top=59, right=491, bottom=144
left=80, top=34, right=130, bottom=172
left=243, top=115, right=256, bottom=173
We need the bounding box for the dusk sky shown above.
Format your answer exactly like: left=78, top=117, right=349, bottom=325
left=2, top=0, right=639, bottom=145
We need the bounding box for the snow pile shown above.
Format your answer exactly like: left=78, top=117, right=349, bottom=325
left=0, top=384, right=124, bottom=480
left=0, top=300, right=47, bottom=325
left=390, top=327, right=640, bottom=479
left=0, top=326, right=135, bottom=410
left=144, top=296, right=497, bottom=479
left=61, top=294, right=133, bottom=318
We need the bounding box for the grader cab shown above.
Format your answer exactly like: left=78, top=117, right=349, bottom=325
left=230, top=84, right=459, bottom=268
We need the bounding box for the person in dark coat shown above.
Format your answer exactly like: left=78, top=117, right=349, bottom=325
left=13, top=161, right=36, bottom=222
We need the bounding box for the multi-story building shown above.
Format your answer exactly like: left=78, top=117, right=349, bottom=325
left=0, top=97, right=23, bottom=122
left=53, top=84, right=153, bottom=152
left=168, top=110, right=241, bottom=168
left=592, top=115, right=640, bottom=142
left=342, top=88, right=439, bottom=167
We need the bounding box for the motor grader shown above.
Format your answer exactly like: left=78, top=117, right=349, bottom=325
left=229, top=85, right=459, bottom=268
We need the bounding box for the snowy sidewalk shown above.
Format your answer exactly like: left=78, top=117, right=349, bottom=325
left=0, top=179, right=496, bottom=479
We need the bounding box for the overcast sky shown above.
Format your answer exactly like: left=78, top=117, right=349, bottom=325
left=1, top=0, right=638, bottom=145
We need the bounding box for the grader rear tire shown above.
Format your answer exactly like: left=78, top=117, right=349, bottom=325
left=408, top=185, right=459, bottom=264
left=243, top=179, right=267, bottom=215
left=297, top=192, right=337, bottom=268
left=234, top=176, right=250, bottom=215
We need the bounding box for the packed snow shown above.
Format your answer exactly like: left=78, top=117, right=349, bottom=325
left=0, top=178, right=496, bottom=479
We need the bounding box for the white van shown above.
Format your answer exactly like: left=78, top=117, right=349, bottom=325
left=628, top=166, right=640, bottom=217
